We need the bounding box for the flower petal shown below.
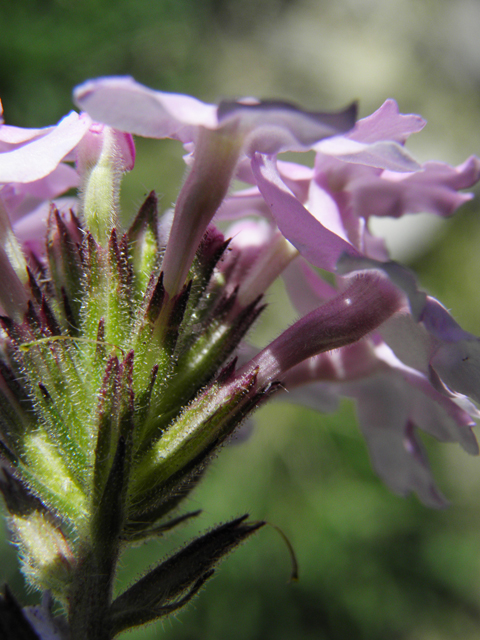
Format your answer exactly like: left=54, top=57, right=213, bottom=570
left=349, top=99, right=426, bottom=144
left=352, top=158, right=480, bottom=219
left=0, top=124, right=53, bottom=149
left=73, top=76, right=218, bottom=141
left=315, top=137, right=421, bottom=172
left=282, top=259, right=337, bottom=315
left=336, top=254, right=427, bottom=318
left=252, top=153, right=360, bottom=271
left=75, top=77, right=357, bottom=156
left=215, top=187, right=272, bottom=221
left=0, top=112, right=91, bottom=184
left=1, top=164, right=79, bottom=223
left=349, top=376, right=447, bottom=507
left=13, top=197, right=77, bottom=256
left=218, top=99, right=357, bottom=155
left=431, top=339, right=480, bottom=405
left=278, top=382, right=340, bottom=414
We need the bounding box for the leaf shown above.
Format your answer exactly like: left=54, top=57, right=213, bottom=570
left=110, top=515, right=264, bottom=634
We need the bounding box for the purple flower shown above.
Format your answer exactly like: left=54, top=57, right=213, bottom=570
left=237, top=270, right=405, bottom=388
left=261, top=258, right=480, bottom=506
left=0, top=110, right=91, bottom=184
left=0, top=108, right=135, bottom=251
left=337, top=253, right=480, bottom=406
left=73, top=76, right=357, bottom=153
left=205, top=99, right=480, bottom=504
left=204, top=95, right=480, bottom=506
left=250, top=100, right=480, bottom=269
left=0, top=110, right=90, bottom=261
left=3, top=78, right=480, bottom=634
left=283, top=341, right=478, bottom=507
left=2, top=83, right=478, bottom=510
left=217, top=217, right=299, bottom=309
left=0, top=103, right=135, bottom=316
left=74, top=76, right=357, bottom=296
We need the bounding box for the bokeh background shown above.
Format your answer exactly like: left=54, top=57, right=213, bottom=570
left=2, top=0, right=480, bottom=638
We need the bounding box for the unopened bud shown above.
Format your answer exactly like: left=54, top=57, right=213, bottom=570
left=11, top=511, right=75, bottom=594
left=76, top=124, right=135, bottom=245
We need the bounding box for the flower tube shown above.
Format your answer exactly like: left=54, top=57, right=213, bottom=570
left=74, top=76, right=357, bottom=296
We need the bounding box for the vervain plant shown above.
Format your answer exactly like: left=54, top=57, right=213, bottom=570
left=0, top=78, right=479, bottom=638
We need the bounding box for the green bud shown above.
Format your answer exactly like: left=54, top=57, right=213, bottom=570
left=77, top=125, right=134, bottom=246
left=11, top=511, right=75, bottom=595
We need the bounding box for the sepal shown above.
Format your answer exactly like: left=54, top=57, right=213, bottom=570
left=127, top=191, right=161, bottom=294
left=159, top=293, right=265, bottom=421
left=0, top=361, right=34, bottom=452
left=181, top=226, right=231, bottom=327
left=130, top=364, right=272, bottom=513
left=0, top=465, right=44, bottom=517
left=126, top=464, right=206, bottom=530
left=46, top=208, right=84, bottom=332
left=144, top=272, right=165, bottom=324
left=93, top=351, right=135, bottom=504
left=121, top=509, right=201, bottom=544
left=105, top=229, right=135, bottom=344
left=92, top=436, right=127, bottom=561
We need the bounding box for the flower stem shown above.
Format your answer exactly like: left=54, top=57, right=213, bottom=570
left=67, top=547, right=117, bottom=640
left=68, top=438, right=127, bottom=639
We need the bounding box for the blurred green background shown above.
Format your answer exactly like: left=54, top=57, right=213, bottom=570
left=3, top=0, right=480, bottom=638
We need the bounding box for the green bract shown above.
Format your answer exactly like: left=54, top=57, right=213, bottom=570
left=0, top=190, right=265, bottom=639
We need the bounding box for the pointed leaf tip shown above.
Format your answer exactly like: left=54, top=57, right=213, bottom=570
left=110, top=515, right=264, bottom=633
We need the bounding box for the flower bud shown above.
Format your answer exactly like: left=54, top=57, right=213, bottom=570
left=76, top=124, right=134, bottom=245
left=10, top=511, right=75, bottom=595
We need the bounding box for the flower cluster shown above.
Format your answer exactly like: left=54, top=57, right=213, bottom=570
left=0, top=78, right=479, bottom=639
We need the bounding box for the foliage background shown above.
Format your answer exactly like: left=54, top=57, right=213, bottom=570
left=2, top=0, right=480, bottom=638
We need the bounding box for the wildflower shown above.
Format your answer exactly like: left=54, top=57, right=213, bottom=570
left=204, top=98, right=480, bottom=505
left=74, top=76, right=357, bottom=296
left=0, top=78, right=479, bottom=640
left=275, top=259, right=480, bottom=506
left=249, top=100, right=480, bottom=268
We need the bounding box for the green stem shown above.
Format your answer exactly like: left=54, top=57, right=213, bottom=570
left=67, top=544, right=118, bottom=640
left=67, top=437, right=127, bottom=639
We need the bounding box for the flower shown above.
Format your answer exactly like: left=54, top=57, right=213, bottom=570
left=70, top=89, right=480, bottom=511
left=73, top=76, right=357, bottom=153
left=337, top=254, right=480, bottom=405
left=247, top=100, right=480, bottom=269
left=74, top=76, right=357, bottom=296
left=0, top=105, right=135, bottom=251
left=272, top=259, right=480, bottom=506
left=283, top=341, right=479, bottom=507
left=204, top=96, right=480, bottom=505
left=0, top=106, right=135, bottom=318
left=0, top=78, right=480, bottom=638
